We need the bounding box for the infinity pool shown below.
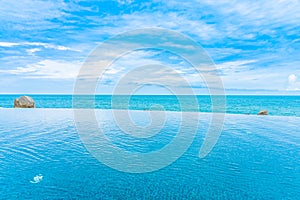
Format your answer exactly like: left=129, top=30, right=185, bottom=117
left=0, top=109, right=299, bottom=199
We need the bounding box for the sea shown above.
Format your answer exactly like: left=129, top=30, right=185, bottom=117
left=0, top=95, right=299, bottom=199
left=1, top=95, right=300, bottom=116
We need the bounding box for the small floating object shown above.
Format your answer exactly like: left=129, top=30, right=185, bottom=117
left=30, top=174, right=43, bottom=184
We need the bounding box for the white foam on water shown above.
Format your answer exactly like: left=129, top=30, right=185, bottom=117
left=30, top=174, right=43, bottom=184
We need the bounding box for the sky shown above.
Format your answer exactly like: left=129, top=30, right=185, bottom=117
left=0, top=0, right=300, bottom=94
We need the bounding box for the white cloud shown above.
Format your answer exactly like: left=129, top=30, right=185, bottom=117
left=194, top=0, right=300, bottom=25
left=97, top=49, right=210, bottom=90
left=1, top=0, right=300, bottom=94
left=163, top=0, right=300, bottom=42
left=26, top=48, right=41, bottom=55
left=0, top=42, right=20, bottom=47
left=24, top=42, right=73, bottom=51
left=216, top=60, right=257, bottom=74
left=0, top=0, right=65, bottom=22
left=0, top=60, right=81, bottom=79
left=104, top=67, right=125, bottom=75
left=117, top=0, right=134, bottom=5
left=288, top=74, right=297, bottom=83
left=85, top=12, right=220, bottom=42
left=287, top=74, right=300, bottom=91
left=0, top=41, right=73, bottom=51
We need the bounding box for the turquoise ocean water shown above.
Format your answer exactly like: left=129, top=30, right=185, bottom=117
left=0, top=109, right=299, bottom=199
left=1, top=95, right=299, bottom=199
left=1, top=95, right=300, bottom=116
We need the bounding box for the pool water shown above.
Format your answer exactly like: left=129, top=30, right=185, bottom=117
left=0, top=109, right=299, bottom=199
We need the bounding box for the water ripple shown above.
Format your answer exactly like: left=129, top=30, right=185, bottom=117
left=0, top=109, right=299, bottom=199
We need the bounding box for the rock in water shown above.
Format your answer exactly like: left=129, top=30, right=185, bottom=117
left=14, top=99, right=19, bottom=108
left=258, top=110, right=268, bottom=115
left=14, top=96, right=35, bottom=108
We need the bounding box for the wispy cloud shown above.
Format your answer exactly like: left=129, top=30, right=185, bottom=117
left=26, top=48, right=41, bottom=56
left=0, top=0, right=300, bottom=94
left=0, top=0, right=65, bottom=26
left=117, top=0, right=134, bottom=5
left=0, top=60, right=81, bottom=79
left=0, top=42, right=74, bottom=51
left=216, top=60, right=257, bottom=75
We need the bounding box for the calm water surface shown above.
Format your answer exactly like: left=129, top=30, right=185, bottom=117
left=0, top=109, right=299, bottom=199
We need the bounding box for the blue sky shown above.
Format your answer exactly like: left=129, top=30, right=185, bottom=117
left=0, top=0, right=300, bottom=94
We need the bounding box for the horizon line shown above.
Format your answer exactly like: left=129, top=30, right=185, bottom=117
left=1, top=93, right=300, bottom=96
